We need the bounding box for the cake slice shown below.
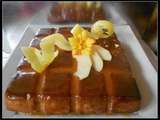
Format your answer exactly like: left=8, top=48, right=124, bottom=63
left=5, top=27, right=141, bottom=115
left=48, top=2, right=106, bottom=23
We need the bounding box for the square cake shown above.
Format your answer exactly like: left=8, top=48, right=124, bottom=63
left=5, top=25, right=141, bottom=115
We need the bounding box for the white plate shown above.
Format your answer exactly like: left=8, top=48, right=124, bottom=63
left=2, top=25, right=158, bottom=118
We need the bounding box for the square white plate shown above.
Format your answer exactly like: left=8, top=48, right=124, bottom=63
left=2, top=25, right=158, bottom=118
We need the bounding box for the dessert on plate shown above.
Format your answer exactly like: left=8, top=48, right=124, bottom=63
left=5, top=20, right=141, bottom=115
left=48, top=2, right=106, bottom=23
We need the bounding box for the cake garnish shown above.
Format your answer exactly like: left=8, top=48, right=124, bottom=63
left=21, top=20, right=113, bottom=79
left=21, top=33, right=71, bottom=73
left=69, top=20, right=113, bottom=80
left=91, top=20, right=114, bottom=38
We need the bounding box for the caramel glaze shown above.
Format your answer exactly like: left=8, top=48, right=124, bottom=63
left=48, top=3, right=106, bottom=23
left=5, top=27, right=141, bottom=115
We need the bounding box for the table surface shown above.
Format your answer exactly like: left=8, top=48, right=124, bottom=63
left=2, top=1, right=157, bottom=71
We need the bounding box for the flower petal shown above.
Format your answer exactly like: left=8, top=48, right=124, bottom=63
left=91, top=51, right=103, bottom=72
left=81, top=48, right=92, bottom=55
left=68, top=37, right=78, bottom=49
left=86, top=38, right=95, bottom=45
left=82, top=30, right=87, bottom=40
left=93, top=45, right=112, bottom=61
left=88, top=32, right=99, bottom=39
left=71, top=24, right=84, bottom=36
left=74, top=55, right=92, bottom=80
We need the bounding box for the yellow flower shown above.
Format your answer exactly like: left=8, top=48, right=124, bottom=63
left=69, top=24, right=95, bottom=56
left=21, top=20, right=113, bottom=79
left=68, top=23, right=113, bottom=80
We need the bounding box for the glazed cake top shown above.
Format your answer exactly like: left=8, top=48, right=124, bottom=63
left=6, top=27, right=140, bottom=99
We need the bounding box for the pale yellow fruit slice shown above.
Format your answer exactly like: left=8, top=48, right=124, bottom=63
left=74, top=55, right=92, bottom=80
left=91, top=20, right=114, bottom=38
left=93, top=45, right=112, bottom=61
left=41, top=50, right=59, bottom=67
left=41, top=33, right=71, bottom=51
left=21, top=47, right=58, bottom=73
left=91, top=51, right=103, bottom=72
left=22, top=33, right=71, bottom=73
left=53, top=33, right=72, bottom=51
left=21, top=47, right=45, bottom=73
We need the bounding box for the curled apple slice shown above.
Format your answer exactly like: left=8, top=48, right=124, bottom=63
left=91, top=20, right=114, bottom=38
left=93, top=45, right=112, bottom=61
left=91, top=51, right=103, bottom=72
left=41, top=33, right=71, bottom=51
left=21, top=33, right=71, bottom=73
left=21, top=47, right=58, bottom=73
left=41, top=50, right=59, bottom=67
left=53, top=33, right=72, bottom=51
left=74, top=55, right=92, bottom=80
left=21, top=47, right=43, bottom=73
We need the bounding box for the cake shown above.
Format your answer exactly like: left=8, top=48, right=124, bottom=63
left=48, top=2, right=106, bottom=23
left=5, top=21, right=141, bottom=115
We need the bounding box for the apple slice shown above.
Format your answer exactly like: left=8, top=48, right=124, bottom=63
left=53, top=33, right=72, bottom=51
left=41, top=50, right=59, bottom=66
left=21, top=47, right=45, bottom=73
left=22, top=33, right=70, bottom=73
left=41, top=33, right=71, bottom=51
left=21, top=47, right=58, bottom=73
left=91, top=20, right=114, bottom=38
left=91, top=51, right=103, bottom=72
left=93, top=45, right=112, bottom=61
left=74, top=55, right=92, bottom=80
